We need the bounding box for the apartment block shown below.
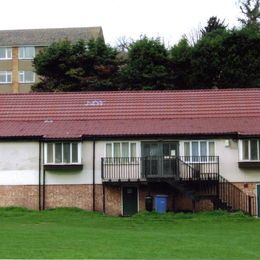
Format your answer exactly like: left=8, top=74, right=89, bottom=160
left=0, top=27, right=103, bottom=93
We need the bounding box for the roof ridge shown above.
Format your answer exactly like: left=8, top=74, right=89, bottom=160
left=0, top=88, right=259, bottom=96
left=0, top=26, right=102, bottom=33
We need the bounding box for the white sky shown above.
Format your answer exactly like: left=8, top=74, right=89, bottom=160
left=0, top=0, right=242, bottom=47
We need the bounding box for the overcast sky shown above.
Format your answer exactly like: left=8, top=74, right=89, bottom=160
left=0, top=0, right=242, bottom=46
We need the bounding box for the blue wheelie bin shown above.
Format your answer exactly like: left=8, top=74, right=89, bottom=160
left=154, top=195, right=168, bottom=213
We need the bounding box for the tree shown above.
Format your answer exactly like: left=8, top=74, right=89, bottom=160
left=170, top=28, right=260, bottom=89
left=32, top=38, right=119, bottom=92
left=238, top=0, right=260, bottom=31
left=120, top=36, right=172, bottom=90
left=169, top=37, right=193, bottom=88
left=200, top=16, right=227, bottom=36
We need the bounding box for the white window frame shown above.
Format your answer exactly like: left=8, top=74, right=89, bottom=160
left=239, top=139, right=260, bottom=161
left=105, top=142, right=137, bottom=158
left=0, top=47, right=12, bottom=60
left=183, top=140, right=216, bottom=163
left=0, top=71, right=12, bottom=84
left=19, top=71, right=36, bottom=83
left=44, top=142, right=82, bottom=165
left=18, top=46, right=35, bottom=59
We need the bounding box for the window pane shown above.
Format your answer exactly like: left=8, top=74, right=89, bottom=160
left=63, top=143, right=70, bottom=163
left=184, top=142, right=190, bottom=161
left=192, top=142, right=199, bottom=156
left=130, top=143, right=136, bottom=157
left=106, top=143, right=112, bottom=157
left=72, top=143, right=78, bottom=163
left=7, top=48, right=12, bottom=58
left=259, top=140, right=260, bottom=160
left=250, top=140, right=258, bottom=160
left=7, top=72, right=11, bottom=83
left=242, top=140, right=249, bottom=160
left=209, top=142, right=215, bottom=156
left=122, top=142, right=129, bottom=157
left=55, top=143, right=62, bottom=163
left=0, top=72, right=5, bottom=83
left=0, top=71, right=11, bottom=83
left=114, top=143, right=120, bottom=157
left=200, top=142, right=207, bottom=156
left=0, top=48, right=5, bottom=58
left=19, top=71, right=35, bottom=83
left=19, top=47, right=35, bottom=59
left=47, top=143, right=53, bottom=163
left=192, top=142, right=199, bottom=162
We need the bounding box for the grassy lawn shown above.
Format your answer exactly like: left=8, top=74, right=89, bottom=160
left=0, top=208, right=259, bottom=259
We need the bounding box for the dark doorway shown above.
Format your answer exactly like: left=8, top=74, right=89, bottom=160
left=142, top=142, right=179, bottom=177
left=122, top=186, right=138, bottom=216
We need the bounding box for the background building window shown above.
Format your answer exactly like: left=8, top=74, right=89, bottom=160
left=45, top=142, right=81, bottom=164
left=0, top=47, right=12, bottom=59
left=18, top=47, right=35, bottom=59
left=0, top=71, right=12, bottom=84
left=241, top=140, right=260, bottom=161
left=19, top=71, right=35, bottom=83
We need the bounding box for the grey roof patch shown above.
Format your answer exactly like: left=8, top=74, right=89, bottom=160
left=0, top=27, right=103, bottom=47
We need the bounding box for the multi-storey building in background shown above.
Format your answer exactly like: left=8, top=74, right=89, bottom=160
left=0, top=27, right=103, bottom=93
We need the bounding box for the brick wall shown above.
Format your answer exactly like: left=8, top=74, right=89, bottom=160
left=0, top=185, right=39, bottom=209
left=0, top=182, right=257, bottom=215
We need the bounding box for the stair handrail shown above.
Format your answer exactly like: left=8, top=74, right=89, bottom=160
left=218, top=174, right=256, bottom=216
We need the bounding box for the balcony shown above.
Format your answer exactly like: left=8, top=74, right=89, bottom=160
left=101, top=156, right=219, bottom=183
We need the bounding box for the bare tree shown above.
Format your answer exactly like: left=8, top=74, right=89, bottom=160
left=116, top=36, right=133, bottom=52
left=238, top=0, right=260, bottom=29
left=183, top=24, right=202, bottom=46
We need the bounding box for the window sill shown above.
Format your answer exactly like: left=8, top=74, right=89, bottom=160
left=238, top=161, right=260, bottom=169
left=44, top=164, right=83, bottom=170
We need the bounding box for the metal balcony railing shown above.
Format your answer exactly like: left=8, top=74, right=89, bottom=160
left=101, top=156, right=219, bottom=182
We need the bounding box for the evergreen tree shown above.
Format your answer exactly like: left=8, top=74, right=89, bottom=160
left=201, top=16, right=227, bottom=36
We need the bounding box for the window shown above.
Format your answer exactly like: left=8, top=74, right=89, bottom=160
left=0, top=71, right=12, bottom=84
left=106, top=142, right=137, bottom=158
left=18, top=46, right=35, bottom=59
left=45, top=142, right=81, bottom=164
left=19, top=71, right=35, bottom=83
left=241, top=139, right=260, bottom=161
left=0, top=47, right=12, bottom=59
left=183, top=141, right=215, bottom=162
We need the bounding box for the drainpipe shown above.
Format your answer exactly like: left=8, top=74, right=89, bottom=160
left=43, top=169, right=46, bottom=210
left=42, top=142, right=46, bottom=210
left=38, top=140, right=42, bottom=210
left=93, top=139, right=96, bottom=211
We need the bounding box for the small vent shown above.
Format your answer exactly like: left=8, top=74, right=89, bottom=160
left=44, top=118, right=53, bottom=123
left=86, top=100, right=104, bottom=107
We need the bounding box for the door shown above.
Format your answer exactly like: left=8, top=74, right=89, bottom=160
left=142, top=142, right=179, bottom=177
left=122, top=187, right=138, bottom=216
left=257, top=184, right=260, bottom=217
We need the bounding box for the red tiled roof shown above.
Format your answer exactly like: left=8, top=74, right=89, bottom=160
left=0, top=89, right=259, bottom=139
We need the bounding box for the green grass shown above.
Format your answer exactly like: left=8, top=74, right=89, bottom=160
left=0, top=208, right=260, bottom=259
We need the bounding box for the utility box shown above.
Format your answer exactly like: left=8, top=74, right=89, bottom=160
left=154, top=195, right=168, bottom=213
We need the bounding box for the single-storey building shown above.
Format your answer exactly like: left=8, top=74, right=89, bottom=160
left=0, top=89, right=259, bottom=216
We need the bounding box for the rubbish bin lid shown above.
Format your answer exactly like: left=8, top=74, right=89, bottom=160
left=155, top=194, right=168, bottom=198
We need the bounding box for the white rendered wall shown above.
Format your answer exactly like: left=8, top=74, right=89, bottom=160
left=215, top=139, right=260, bottom=182
left=0, top=141, right=39, bottom=185
left=0, top=139, right=259, bottom=185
